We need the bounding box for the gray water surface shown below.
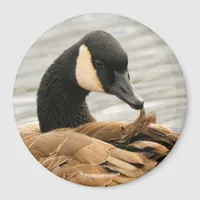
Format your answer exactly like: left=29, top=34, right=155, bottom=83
left=13, top=14, right=187, bottom=133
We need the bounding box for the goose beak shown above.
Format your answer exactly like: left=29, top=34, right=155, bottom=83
left=109, top=71, right=144, bottom=110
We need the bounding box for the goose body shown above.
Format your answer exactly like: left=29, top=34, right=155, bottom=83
left=18, top=30, right=179, bottom=186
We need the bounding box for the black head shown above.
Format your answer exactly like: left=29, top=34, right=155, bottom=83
left=75, top=30, right=144, bottom=110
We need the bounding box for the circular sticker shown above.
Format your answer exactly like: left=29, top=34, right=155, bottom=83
left=13, top=13, right=187, bottom=187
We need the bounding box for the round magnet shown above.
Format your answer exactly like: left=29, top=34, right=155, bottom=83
left=13, top=13, right=187, bottom=187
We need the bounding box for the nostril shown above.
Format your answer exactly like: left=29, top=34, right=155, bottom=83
left=120, top=86, right=128, bottom=94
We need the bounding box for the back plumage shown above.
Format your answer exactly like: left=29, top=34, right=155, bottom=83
left=19, top=109, right=178, bottom=187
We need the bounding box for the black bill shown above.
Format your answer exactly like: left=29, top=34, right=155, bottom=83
left=109, top=71, right=144, bottom=110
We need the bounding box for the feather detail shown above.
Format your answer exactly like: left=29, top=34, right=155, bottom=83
left=19, top=110, right=179, bottom=186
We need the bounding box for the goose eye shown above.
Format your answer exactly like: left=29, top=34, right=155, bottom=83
left=94, top=59, right=105, bottom=69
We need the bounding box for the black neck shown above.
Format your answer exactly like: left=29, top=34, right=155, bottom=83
left=37, top=46, right=94, bottom=133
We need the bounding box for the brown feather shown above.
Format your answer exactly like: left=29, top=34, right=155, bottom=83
left=18, top=110, right=179, bottom=186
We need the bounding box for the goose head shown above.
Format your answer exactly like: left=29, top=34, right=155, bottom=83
left=74, top=30, right=144, bottom=110
left=37, top=30, right=144, bottom=132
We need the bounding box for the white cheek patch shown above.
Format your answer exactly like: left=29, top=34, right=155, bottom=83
left=76, top=45, right=105, bottom=92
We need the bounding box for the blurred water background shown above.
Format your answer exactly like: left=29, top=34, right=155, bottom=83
left=13, top=14, right=187, bottom=133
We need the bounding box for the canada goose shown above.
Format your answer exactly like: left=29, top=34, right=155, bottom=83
left=19, top=30, right=179, bottom=187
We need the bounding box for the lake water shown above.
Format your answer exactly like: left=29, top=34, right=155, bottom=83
left=13, top=14, right=187, bottom=133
